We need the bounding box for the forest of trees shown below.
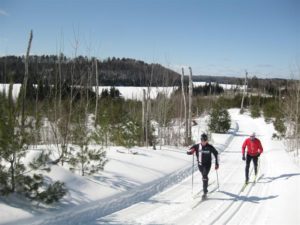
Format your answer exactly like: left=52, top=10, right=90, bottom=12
left=0, top=55, right=181, bottom=86
left=193, top=74, right=288, bottom=96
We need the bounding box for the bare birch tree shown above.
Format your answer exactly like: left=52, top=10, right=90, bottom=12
left=142, top=89, right=146, bottom=145
left=181, top=68, right=188, bottom=145
left=188, top=67, right=193, bottom=144
left=240, top=70, right=248, bottom=113
left=285, top=78, right=300, bottom=157
left=21, top=30, right=33, bottom=127
left=94, top=58, right=99, bottom=126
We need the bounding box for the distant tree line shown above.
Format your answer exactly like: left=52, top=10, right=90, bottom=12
left=193, top=75, right=288, bottom=96
left=0, top=55, right=181, bottom=86
left=193, top=83, right=224, bottom=96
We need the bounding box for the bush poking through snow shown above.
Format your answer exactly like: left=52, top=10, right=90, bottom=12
left=208, top=104, right=231, bottom=133
left=35, top=181, right=67, bottom=204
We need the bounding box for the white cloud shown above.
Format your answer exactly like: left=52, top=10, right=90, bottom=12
left=0, top=9, right=9, bottom=16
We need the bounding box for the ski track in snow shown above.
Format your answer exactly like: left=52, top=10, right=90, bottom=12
left=2, top=109, right=300, bottom=225
left=7, top=110, right=237, bottom=225
left=93, top=111, right=300, bottom=225
left=4, top=164, right=193, bottom=225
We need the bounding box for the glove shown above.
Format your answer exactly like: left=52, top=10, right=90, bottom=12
left=242, top=155, right=246, bottom=161
left=215, top=164, right=219, bottom=170
left=187, top=151, right=192, bottom=155
left=257, top=153, right=261, bottom=157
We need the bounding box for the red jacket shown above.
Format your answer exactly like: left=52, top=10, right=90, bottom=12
left=242, top=138, right=263, bottom=156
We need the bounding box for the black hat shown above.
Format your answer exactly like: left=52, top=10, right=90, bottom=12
left=201, top=133, right=208, bottom=141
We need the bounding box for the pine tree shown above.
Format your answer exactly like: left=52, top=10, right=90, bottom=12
left=274, top=115, right=286, bottom=137
left=0, top=85, right=66, bottom=204
left=250, top=103, right=261, bottom=118
left=0, top=84, right=32, bottom=193
left=114, top=116, right=141, bottom=151
left=69, top=111, right=107, bottom=176
left=208, top=104, right=231, bottom=133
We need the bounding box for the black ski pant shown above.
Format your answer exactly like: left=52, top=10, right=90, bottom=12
left=198, top=163, right=211, bottom=194
left=245, top=154, right=258, bottom=181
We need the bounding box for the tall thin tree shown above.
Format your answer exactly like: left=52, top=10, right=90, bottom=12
left=181, top=68, right=188, bottom=145
left=240, top=70, right=248, bottom=113
left=188, top=67, right=193, bottom=144
left=94, top=58, right=99, bottom=126
left=21, top=30, right=33, bottom=127
left=142, top=89, right=146, bottom=145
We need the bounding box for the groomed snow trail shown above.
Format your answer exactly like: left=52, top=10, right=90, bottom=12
left=10, top=111, right=300, bottom=225
left=94, top=112, right=300, bottom=225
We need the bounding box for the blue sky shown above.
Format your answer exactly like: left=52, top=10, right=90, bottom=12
left=0, top=0, right=299, bottom=78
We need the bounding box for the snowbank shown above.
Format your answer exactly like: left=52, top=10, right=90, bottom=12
left=0, top=112, right=238, bottom=225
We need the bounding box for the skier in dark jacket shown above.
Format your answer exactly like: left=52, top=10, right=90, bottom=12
left=187, top=133, right=219, bottom=197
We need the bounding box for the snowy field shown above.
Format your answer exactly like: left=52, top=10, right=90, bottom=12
left=1, top=109, right=300, bottom=225
left=92, top=86, right=178, bottom=101
left=0, top=83, right=22, bottom=99
left=0, top=83, right=244, bottom=101
left=0, top=84, right=178, bottom=101
left=193, top=82, right=246, bottom=91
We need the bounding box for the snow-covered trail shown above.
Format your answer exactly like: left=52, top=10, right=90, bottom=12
left=94, top=113, right=300, bottom=225
left=225, top=118, right=300, bottom=225
left=9, top=111, right=300, bottom=225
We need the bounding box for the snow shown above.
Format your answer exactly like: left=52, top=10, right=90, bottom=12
left=193, top=82, right=246, bottom=90
left=0, top=83, right=245, bottom=101
left=0, top=84, right=177, bottom=101
left=1, top=109, right=300, bottom=225
left=92, top=86, right=178, bottom=101
left=0, top=83, right=22, bottom=99
left=0, top=145, right=192, bottom=225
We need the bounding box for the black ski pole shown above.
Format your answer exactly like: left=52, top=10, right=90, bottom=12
left=192, top=154, right=194, bottom=195
left=216, top=169, right=220, bottom=191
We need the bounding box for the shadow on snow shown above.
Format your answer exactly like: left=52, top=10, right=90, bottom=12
left=216, top=190, right=278, bottom=204
left=262, top=173, right=300, bottom=183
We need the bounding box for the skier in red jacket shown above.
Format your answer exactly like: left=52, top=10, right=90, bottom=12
left=242, top=132, right=263, bottom=183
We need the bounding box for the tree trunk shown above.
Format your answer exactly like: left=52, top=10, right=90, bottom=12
left=142, top=89, right=146, bottom=145
left=295, top=82, right=300, bottom=156
left=188, top=67, right=193, bottom=145
left=10, top=157, right=15, bottom=192
left=181, top=68, right=188, bottom=145
left=241, top=71, right=248, bottom=113
left=94, top=59, right=99, bottom=126
left=146, top=64, right=154, bottom=148
left=146, top=86, right=150, bottom=148
left=59, top=53, right=62, bottom=117
left=22, top=30, right=33, bottom=127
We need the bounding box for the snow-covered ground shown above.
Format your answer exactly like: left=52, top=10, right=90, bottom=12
left=0, top=83, right=245, bottom=101
left=0, top=84, right=178, bottom=101
left=193, top=82, right=246, bottom=91
left=1, top=109, right=300, bottom=225
left=0, top=145, right=190, bottom=225
left=92, top=86, right=178, bottom=101
left=0, top=83, right=22, bottom=99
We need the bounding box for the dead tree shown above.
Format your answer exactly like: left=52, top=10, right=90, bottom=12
left=21, top=30, right=33, bottom=127
left=188, top=67, right=193, bottom=144
left=94, top=58, right=99, bottom=126
left=181, top=68, right=188, bottom=145
left=145, top=64, right=154, bottom=148
left=240, top=70, right=248, bottom=113
left=142, top=89, right=146, bottom=145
